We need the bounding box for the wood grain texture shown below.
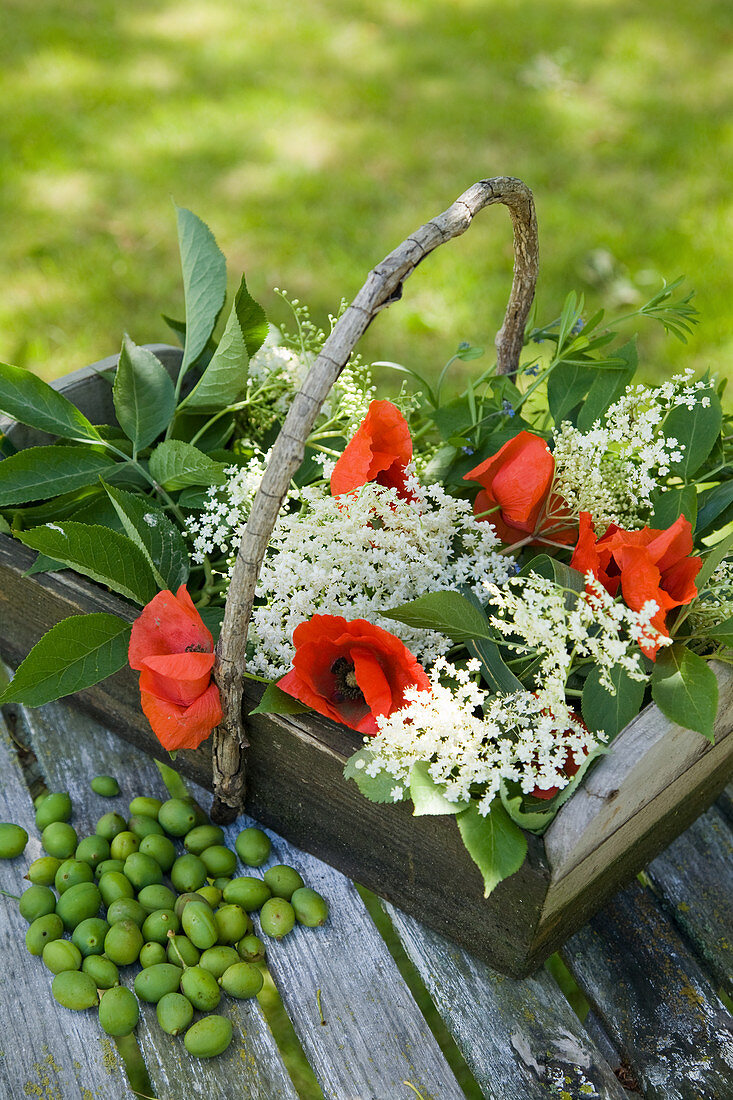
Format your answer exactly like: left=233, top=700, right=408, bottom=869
left=15, top=693, right=300, bottom=1100
left=562, top=882, right=733, bottom=1100
left=646, top=804, right=733, bottom=996
left=382, top=902, right=628, bottom=1100
left=0, top=710, right=131, bottom=1099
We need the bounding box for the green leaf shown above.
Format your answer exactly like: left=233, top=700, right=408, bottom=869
left=582, top=663, right=647, bottom=738
left=0, top=614, right=132, bottom=707
left=16, top=522, right=158, bottom=606
left=706, top=616, right=733, bottom=646
left=696, top=480, right=733, bottom=537
left=576, top=339, right=637, bottom=431
left=25, top=553, right=65, bottom=576
left=198, top=605, right=224, bottom=643
left=649, top=485, right=698, bottom=530
left=695, top=528, right=733, bottom=593
left=148, top=440, right=227, bottom=491
left=522, top=555, right=585, bottom=610
left=458, top=585, right=524, bottom=693
left=0, top=361, right=102, bottom=442
left=343, top=749, right=407, bottom=804
left=383, top=590, right=496, bottom=644
left=499, top=784, right=555, bottom=833
left=0, top=446, right=117, bottom=506
left=430, top=398, right=473, bottom=442
left=176, top=206, right=227, bottom=374
left=456, top=800, right=527, bottom=898
left=651, top=643, right=718, bottom=741
left=547, top=362, right=596, bottom=425
left=103, top=483, right=189, bottom=591
left=234, top=273, right=268, bottom=359
left=249, top=682, right=311, bottom=717
left=409, top=762, right=469, bottom=816
left=663, top=389, right=723, bottom=478
left=113, top=335, right=176, bottom=452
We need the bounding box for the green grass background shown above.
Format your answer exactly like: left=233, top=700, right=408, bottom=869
left=2, top=0, right=731, bottom=388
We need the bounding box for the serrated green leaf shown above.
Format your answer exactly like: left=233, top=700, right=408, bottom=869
left=582, top=662, right=647, bottom=738
left=0, top=614, right=132, bottom=707
left=148, top=440, right=227, bottom=491
left=383, top=590, right=495, bottom=644
left=234, top=273, right=268, bottom=359
left=0, top=361, right=102, bottom=441
left=176, top=206, right=227, bottom=374
left=663, top=389, right=723, bottom=478
left=410, top=762, right=469, bottom=816
left=113, top=335, right=176, bottom=451
left=0, top=446, right=117, bottom=506
left=16, top=522, right=158, bottom=606
left=343, top=748, right=407, bottom=804
left=103, top=483, right=189, bottom=591
left=649, top=485, right=698, bottom=530
left=249, top=682, right=312, bottom=716
left=651, top=643, right=718, bottom=741
left=180, top=275, right=258, bottom=413
left=456, top=800, right=527, bottom=898
left=25, top=553, right=64, bottom=576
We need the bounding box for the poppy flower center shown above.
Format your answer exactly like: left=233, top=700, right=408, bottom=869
left=185, top=643, right=210, bottom=653
left=330, top=656, right=365, bottom=703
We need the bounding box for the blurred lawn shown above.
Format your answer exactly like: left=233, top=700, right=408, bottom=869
left=1, top=0, right=731, bottom=389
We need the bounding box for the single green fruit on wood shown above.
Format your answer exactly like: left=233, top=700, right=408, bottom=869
left=174, top=891, right=211, bottom=920
left=25, top=913, right=64, bottom=955
left=82, top=954, right=119, bottom=988
left=180, top=965, right=221, bottom=1011
left=138, top=834, right=176, bottom=872
left=142, top=909, right=179, bottom=945
left=291, top=887, right=329, bottom=927
left=91, top=775, right=120, bottom=798
left=56, top=882, right=102, bottom=931
left=42, top=939, right=82, bottom=974
left=19, top=884, right=56, bottom=922
left=127, top=814, right=164, bottom=839
left=156, top=991, right=194, bottom=1035
left=134, top=962, right=182, bottom=1003
left=98, top=871, right=134, bottom=907
left=183, top=824, right=225, bottom=855
left=55, top=858, right=94, bottom=894
left=200, top=845, right=237, bottom=878
left=72, top=917, right=110, bottom=957
left=109, top=831, right=140, bottom=861
left=237, top=934, right=266, bottom=962
left=234, top=827, right=271, bottom=867
left=41, top=821, right=78, bottom=860
left=259, top=898, right=295, bottom=940
left=35, top=792, right=72, bottom=830
left=52, top=970, right=98, bottom=1010
left=137, top=883, right=177, bottom=914
left=0, top=822, right=28, bottom=859
left=26, top=855, right=62, bottom=886
left=123, top=852, right=163, bottom=891
left=215, top=904, right=250, bottom=945
left=263, top=864, right=305, bottom=901
left=223, top=876, right=272, bottom=912
left=104, top=919, right=144, bottom=966
left=94, top=859, right=125, bottom=879
left=75, top=835, right=110, bottom=869
left=220, top=961, right=263, bottom=1000
left=129, top=796, right=162, bottom=819
left=167, top=934, right=200, bottom=968
left=95, top=812, right=127, bottom=841
left=98, top=984, right=139, bottom=1036
left=198, top=945, right=240, bottom=979
left=184, top=1015, right=233, bottom=1059
left=197, top=885, right=222, bottom=908
left=158, top=798, right=197, bottom=837
left=139, top=941, right=168, bottom=968
left=170, top=853, right=207, bottom=893
left=106, top=897, right=147, bottom=927
left=181, top=900, right=218, bottom=950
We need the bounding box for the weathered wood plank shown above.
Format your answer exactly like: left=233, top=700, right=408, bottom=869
left=646, top=804, right=733, bottom=997
left=17, top=695, right=300, bottom=1100
left=382, top=901, right=628, bottom=1100
left=0, top=709, right=131, bottom=1099
left=562, top=882, right=733, bottom=1100
left=218, top=815, right=467, bottom=1100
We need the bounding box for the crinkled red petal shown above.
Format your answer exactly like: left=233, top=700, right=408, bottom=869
left=139, top=681, right=222, bottom=751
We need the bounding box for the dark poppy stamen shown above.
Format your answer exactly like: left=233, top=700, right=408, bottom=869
left=185, top=643, right=209, bottom=653
left=330, top=656, right=365, bottom=703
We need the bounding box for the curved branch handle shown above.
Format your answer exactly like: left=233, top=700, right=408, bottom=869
left=210, top=176, right=538, bottom=820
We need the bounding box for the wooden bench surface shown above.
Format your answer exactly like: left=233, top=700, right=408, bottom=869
left=1, top=687, right=731, bottom=1100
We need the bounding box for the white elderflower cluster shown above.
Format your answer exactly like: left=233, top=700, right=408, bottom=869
left=188, top=453, right=271, bottom=565
left=247, top=475, right=513, bottom=678
left=485, top=573, right=665, bottom=706
left=365, top=659, right=602, bottom=812
left=552, top=371, right=714, bottom=528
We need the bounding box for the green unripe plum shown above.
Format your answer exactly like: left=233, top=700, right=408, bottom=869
left=197, top=885, right=222, bottom=908
left=142, top=909, right=179, bottom=944
left=138, top=884, right=177, bottom=914
left=174, top=891, right=212, bottom=920
left=184, top=798, right=209, bottom=827
left=198, top=945, right=239, bottom=979
left=56, top=882, right=102, bottom=931
left=109, top=831, right=140, bottom=861
left=55, top=859, right=94, bottom=894
left=75, top=835, right=110, bottom=869
left=180, top=965, right=221, bottom=1011
left=157, top=798, right=197, bottom=837
left=181, top=901, right=218, bottom=950
left=0, top=822, right=28, bottom=859
left=291, top=887, right=329, bottom=927
left=170, top=853, right=207, bottom=893
left=167, top=935, right=200, bottom=968
left=98, top=985, right=139, bottom=1036
left=98, top=871, right=134, bottom=907
left=259, top=898, right=295, bottom=940
left=223, top=877, right=272, bottom=912
left=263, top=865, right=305, bottom=901
left=95, top=812, right=127, bottom=841
left=212, top=877, right=232, bottom=891
left=127, top=814, right=164, bottom=839
left=129, top=796, right=162, bottom=819
left=33, top=792, right=47, bottom=809
left=237, top=934, right=266, bottom=962
left=215, top=904, right=250, bottom=945
left=41, top=822, right=78, bottom=860
left=200, top=845, right=237, bottom=878
left=134, top=962, right=182, bottom=1003
left=25, top=913, right=63, bottom=955
left=104, top=919, right=143, bottom=966
left=138, top=834, right=176, bottom=873
left=94, top=859, right=125, bottom=879
left=184, top=1015, right=233, bottom=1059
left=156, top=991, right=193, bottom=1036
left=42, top=939, right=82, bottom=974
left=123, top=852, right=163, bottom=891
left=35, top=792, right=72, bottom=830
left=235, top=827, right=271, bottom=867
left=220, top=961, right=263, bottom=1000
left=72, top=917, right=110, bottom=957
left=91, top=775, right=120, bottom=798
left=52, top=970, right=98, bottom=1010
left=26, top=856, right=62, bottom=886
left=139, top=941, right=167, bottom=968
left=183, top=824, right=225, bottom=855
left=82, top=954, right=119, bottom=989
left=106, top=897, right=147, bottom=927
left=19, top=884, right=56, bottom=922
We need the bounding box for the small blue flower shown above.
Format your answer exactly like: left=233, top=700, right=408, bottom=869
left=461, top=445, right=476, bottom=456
left=571, top=318, right=585, bottom=335
left=524, top=364, right=541, bottom=376
left=502, top=399, right=516, bottom=418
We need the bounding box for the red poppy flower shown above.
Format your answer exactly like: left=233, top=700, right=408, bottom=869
left=129, top=585, right=222, bottom=751
left=570, top=512, right=702, bottom=659
left=531, top=747, right=587, bottom=800
left=277, top=614, right=430, bottom=735
left=463, top=431, right=575, bottom=545
left=330, top=400, right=414, bottom=500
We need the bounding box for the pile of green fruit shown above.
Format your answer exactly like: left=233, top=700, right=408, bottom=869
left=1, top=779, right=328, bottom=1060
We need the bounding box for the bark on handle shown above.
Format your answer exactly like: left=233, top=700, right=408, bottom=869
left=210, top=176, right=539, bottom=821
